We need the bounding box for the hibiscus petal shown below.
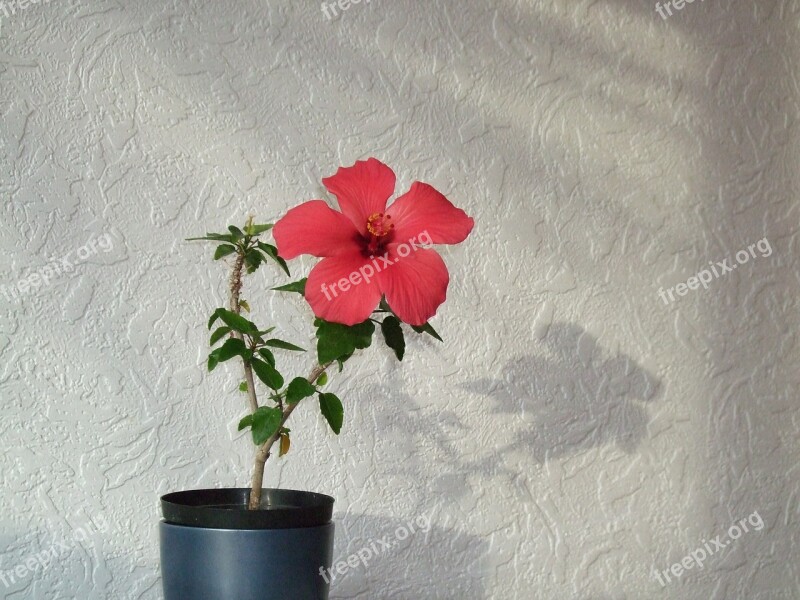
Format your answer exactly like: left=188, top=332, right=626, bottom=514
left=377, top=248, right=449, bottom=326
left=322, top=158, right=396, bottom=235
left=386, top=182, right=474, bottom=246
left=273, top=200, right=360, bottom=259
left=306, top=253, right=383, bottom=326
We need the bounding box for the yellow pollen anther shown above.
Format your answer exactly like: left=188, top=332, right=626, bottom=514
left=366, top=212, right=392, bottom=237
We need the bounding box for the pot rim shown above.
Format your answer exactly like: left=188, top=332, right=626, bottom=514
left=161, top=488, right=334, bottom=530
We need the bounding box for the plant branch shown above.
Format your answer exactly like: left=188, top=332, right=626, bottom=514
left=229, top=249, right=259, bottom=414
left=248, top=361, right=332, bottom=510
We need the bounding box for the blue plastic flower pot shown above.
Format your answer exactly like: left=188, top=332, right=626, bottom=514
left=159, top=488, right=335, bottom=600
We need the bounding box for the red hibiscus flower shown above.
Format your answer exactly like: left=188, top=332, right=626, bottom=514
left=273, top=158, right=474, bottom=326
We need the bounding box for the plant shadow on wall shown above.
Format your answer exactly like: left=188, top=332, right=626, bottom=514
left=328, top=514, right=487, bottom=599
left=474, top=323, right=662, bottom=463
left=357, top=382, right=512, bottom=505
left=325, top=384, right=488, bottom=598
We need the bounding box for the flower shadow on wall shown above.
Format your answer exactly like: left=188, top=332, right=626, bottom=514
left=472, top=323, right=662, bottom=463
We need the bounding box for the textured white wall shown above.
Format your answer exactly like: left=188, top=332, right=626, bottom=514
left=1, top=0, right=798, bottom=598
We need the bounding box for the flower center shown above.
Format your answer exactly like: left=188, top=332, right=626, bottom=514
left=366, top=212, right=393, bottom=237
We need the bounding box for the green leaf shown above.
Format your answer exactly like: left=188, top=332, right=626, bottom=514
left=210, top=326, right=232, bottom=346
left=380, top=316, right=405, bottom=360
left=208, top=338, right=248, bottom=371
left=252, top=358, right=284, bottom=390
left=258, top=348, right=276, bottom=367
left=336, top=353, right=352, bottom=372
left=411, top=322, right=443, bottom=342
left=258, top=242, right=290, bottom=276
left=187, top=233, right=236, bottom=243
left=214, top=244, right=237, bottom=260
left=286, top=377, right=316, bottom=405
left=239, top=381, right=248, bottom=392
left=318, top=392, right=344, bottom=435
left=265, top=339, right=305, bottom=352
left=272, top=278, right=307, bottom=295
left=250, top=406, right=283, bottom=445
left=228, top=225, right=244, bottom=240
left=247, top=223, right=273, bottom=235
left=208, top=308, right=222, bottom=330
left=315, top=319, right=375, bottom=364
left=238, top=414, right=253, bottom=431
left=244, top=249, right=264, bottom=274
left=216, top=309, right=259, bottom=335
left=316, top=372, right=328, bottom=386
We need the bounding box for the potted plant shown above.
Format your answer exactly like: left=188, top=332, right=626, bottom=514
left=160, top=158, right=474, bottom=600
